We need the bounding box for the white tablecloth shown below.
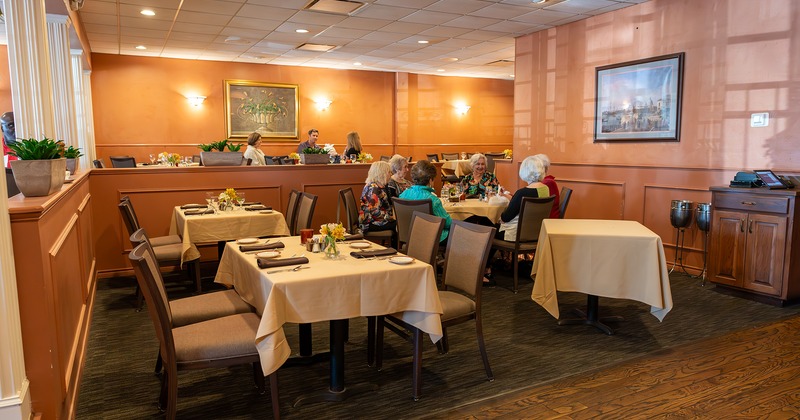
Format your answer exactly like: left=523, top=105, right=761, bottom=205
left=214, top=238, right=443, bottom=375
left=443, top=198, right=508, bottom=224
left=441, top=159, right=472, bottom=177
left=531, top=219, right=673, bottom=322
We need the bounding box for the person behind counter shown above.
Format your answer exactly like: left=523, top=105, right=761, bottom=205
left=297, top=128, right=321, bottom=153
left=399, top=159, right=452, bottom=242
left=243, top=132, right=266, bottom=166
left=344, top=131, right=362, bottom=158
left=460, top=153, right=499, bottom=198
left=358, top=161, right=396, bottom=242
left=387, top=154, right=411, bottom=198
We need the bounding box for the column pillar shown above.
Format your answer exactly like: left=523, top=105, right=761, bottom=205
left=48, top=14, right=78, bottom=147
left=71, top=50, right=95, bottom=168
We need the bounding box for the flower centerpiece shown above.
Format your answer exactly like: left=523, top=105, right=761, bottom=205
left=356, top=152, right=373, bottom=163
left=158, top=151, right=182, bottom=166
left=288, top=152, right=300, bottom=164
left=323, top=143, right=337, bottom=156
left=503, top=149, right=513, bottom=159
left=319, top=222, right=346, bottom=259
left=217, top=188, right=240, bottom=210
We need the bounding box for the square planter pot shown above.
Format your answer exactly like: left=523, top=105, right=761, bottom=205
left=200, top=151, right=244, bottom=166
left=300, top=153, right=330, bottom=165
left=10, top=158, right=67, bottom=197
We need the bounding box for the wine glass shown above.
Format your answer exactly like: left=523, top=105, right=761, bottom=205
left=149, top=154, right=156, bottom=165
left=237, top=192, right=246, bottom=209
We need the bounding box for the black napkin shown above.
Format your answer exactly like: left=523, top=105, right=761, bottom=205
left=343, top=233, right=364, bottom=241
left=350, top=248, right=398, bottom=258
left=245, top=205, right=272, bottom=211
left=243, top=201, right=262, bottom=206
left=257, top=257, right=309, bottom=269
left=239, top=241, right=285, bottom=252
left=180, top=204, right=207, bottom=209
left=184, top=208, right=213, bottom=215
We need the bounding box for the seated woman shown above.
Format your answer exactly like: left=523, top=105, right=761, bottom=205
left=344, top=131, right=362, bottom=158
left=399, top=159, right=452, bottom=242
left=243, top=132, right=266, bottom=166
left=387, top=154, right=412, bottom=198
left=461, top=153, right=500, bottom=198
left=535, top=153, right=561, bottom=218
left=359, top=161, right=396, bottom=237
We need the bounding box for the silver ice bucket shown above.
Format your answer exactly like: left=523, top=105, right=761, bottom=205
left=670, top=200, right=694, bottom=228
left=696, top=202, right=711, bottom=232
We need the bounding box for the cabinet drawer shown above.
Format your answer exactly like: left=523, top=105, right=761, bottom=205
left=715, top=193, right=789, bottom=214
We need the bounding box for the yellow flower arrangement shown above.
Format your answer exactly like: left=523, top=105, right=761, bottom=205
left=218, top=188, right=240, bottom=208
left=158, top=151, right=182, bottom=166
left=503, top=149, right=513, bottom=159
left=356, top=152, right=373, bottom=163
left=320, top=222, right=346, bottom=258
left=288, top=152, right=300, bottom=160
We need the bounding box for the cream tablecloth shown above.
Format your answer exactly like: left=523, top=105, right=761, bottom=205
left=441, top=159, right=472, bottom=177
left=214, top=238, right=443, bottom=375
left=169, top=206, right=290, bottom=264
left=443, top=198, right=507, bottom=224
left=531, top=219, right=673, bottom=322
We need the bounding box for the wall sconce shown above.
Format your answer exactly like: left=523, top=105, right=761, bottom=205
left=455, top=103, right=471, bottom=115
left=186, top=96, right=206, bottom=107
left=315, top=98, right=332, bottom=111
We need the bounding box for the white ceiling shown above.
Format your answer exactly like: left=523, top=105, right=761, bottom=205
left=77, top=0, right=649, bottom=79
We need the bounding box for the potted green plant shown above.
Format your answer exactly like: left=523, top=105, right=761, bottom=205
left=62, top=145, right=83, bottom=175
left=8, top=137, right=68, bottom=197
left=199, top=139, right=244, bottom=166
left=226, top=142, right=242, bottom=152
left=300, top=147, right=330, bottom=165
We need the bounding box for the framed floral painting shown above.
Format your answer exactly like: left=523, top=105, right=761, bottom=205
left=224, top=80, right=299, bottom=139
left=594, top=53, right=685, bottom=142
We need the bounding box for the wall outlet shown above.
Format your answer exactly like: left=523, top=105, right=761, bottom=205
left=751, top=112, right=769, bottom=127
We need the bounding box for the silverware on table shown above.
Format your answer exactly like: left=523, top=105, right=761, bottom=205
left=266, top=265, right=309, bottom=274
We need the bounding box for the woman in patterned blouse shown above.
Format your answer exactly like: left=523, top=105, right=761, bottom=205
left=461, top=153, right=500, bottom=198
left=358, top=161, right=397, bottom=236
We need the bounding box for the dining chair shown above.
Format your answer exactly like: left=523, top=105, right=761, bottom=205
left=339, top=187, right=393, bottom=246
left=491, top=196, right=554, bottom=292
left=380, top=155, right=391, bottom=162
left=440, top=167, right=461, bottom=184
left=391, top=198, right=433, bottom=252
left=245, top=158, right=253, bottom=166
left=264, top=156, right=278, bottom=165
left=191, top=154, right=201, bottom=164
left=441, top=153, right=459, bottom=161
left=294, top=192, right=318, bottom=235
left=485, top=155, right=496, bottom=173
left=375, top=220, right=496, bottom=400
left=92, top=159, right=105, bottom=168
left=559, top=187, right=573, bottom=219
left=129, top=228, right=255, bottom=375
left=425, top=153, right=439, bottom=162
left=128, top=241, right=280, bottom=420
left=5, top=168, right=20, bottom=197
left=484, top=152, right=506, bottom=159
left=118, top=198, right=202, bottom=294
left=284, top=189, right=301, bottom=235
left=109, top=156, right=136, bottom=168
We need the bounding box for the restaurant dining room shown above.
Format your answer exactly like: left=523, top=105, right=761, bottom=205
left=2, top=0, right=800, bottom=418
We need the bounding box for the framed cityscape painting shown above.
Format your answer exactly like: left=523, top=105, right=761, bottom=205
left=594, top=53, right=684, bottom=142
left=224, top=80, right=299, bottom=139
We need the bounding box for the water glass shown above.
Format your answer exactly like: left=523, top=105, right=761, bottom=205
left=149, top=154, right=156, bottom=165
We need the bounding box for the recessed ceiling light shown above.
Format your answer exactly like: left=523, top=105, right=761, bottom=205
left=296, top=29, right=309, bottom=33
left=418, top=40, right=429, bottom=44
left=437, top=69, right=445, bottom=72
left=510, top=74, right=515, bottom=78
left=135, top=45, right=146, bottom=50
left=140, top=9, right=155, bottom=16
left=442, top=57, right=458, bottom=62
left=532, top=0, right=546, bottom=3
left=353, top=62, right=362, bottom=66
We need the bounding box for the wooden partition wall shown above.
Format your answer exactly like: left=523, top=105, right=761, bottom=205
left=8, top=171, right=96, bottom=419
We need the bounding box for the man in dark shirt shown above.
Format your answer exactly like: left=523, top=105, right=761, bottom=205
left=296, top=128, right=321, bottom=153
left=2, top=112, right=17, bottom=168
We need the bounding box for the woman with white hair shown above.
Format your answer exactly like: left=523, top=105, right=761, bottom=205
left=460, top=153, right=499, bottom=198
left=534, top=153, right=560, bottom=218
left=358, top=161, right=396, bottom=236
left=387, top=154, right=411, bottom=197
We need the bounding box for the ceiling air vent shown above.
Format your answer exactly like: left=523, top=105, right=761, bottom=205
left=486, top=59, right=514, bottom=66
left=303, top=0, right=366, bottom=15
left=297, top=43, right=338, bottom=52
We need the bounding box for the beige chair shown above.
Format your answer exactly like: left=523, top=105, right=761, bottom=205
left=375, top=220, right=495, bottom=400
left=559, top=187, right=573, bottom=219
left=491, top=196, right=554, bottom=293
left=425, top=153, right=439, bottom=162
left=118, top=198, right=202, bottom=294
left=294, top=192, right=318, bottom=235
left=441, top=153, right=459, bottom=161
left=339, top=187, right=393, bottom=246
left=128, top=241, right=280, bottom=420
left=391, top=198, right=433, bottom=252
left=284, top=189, right=301, bottom=235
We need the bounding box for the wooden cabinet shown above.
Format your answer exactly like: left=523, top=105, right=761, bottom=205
left=708, top=187, right=800, bottom=304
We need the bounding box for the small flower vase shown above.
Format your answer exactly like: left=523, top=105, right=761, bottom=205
left=324, top=236, right=340, bottom=259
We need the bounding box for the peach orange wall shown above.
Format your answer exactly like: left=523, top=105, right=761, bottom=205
left=514, top=0, right=800, bottom=273
left=89, top=54, right=514, bottom=162
left=0, top=46, right=13, bottom=114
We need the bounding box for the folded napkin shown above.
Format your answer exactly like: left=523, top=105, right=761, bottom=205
left=257, top=256, right=309, bottom=269
left=343, top=233, right=364, bottom=241
left=184, top=208, right=214, bottom=215
left=350, top=248, right=398, bottom=258
left=180, top=204, right=207, bottom=209
left=244, top=205, right=272, bottom=211
left=239, top=241, right=285, bottom=252
left=243, top=201, right=262, bottom=206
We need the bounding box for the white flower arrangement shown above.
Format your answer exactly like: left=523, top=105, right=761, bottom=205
left=323, top=143, right=338, bottom=155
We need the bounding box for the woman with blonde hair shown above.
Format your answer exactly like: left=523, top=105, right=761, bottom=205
left=344, top=131, right=362, bottom=158
left=358, top=161, right=396, bottom=236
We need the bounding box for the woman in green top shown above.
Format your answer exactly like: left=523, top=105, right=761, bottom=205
left=398, top=159, right=452, bottom=242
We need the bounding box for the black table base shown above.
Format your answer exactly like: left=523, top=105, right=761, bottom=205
left=557, top=295, right=623, bottom=335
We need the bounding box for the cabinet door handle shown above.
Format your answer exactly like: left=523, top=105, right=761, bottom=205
left=741, top=201, right=756, bottom=206
left=749, top=220, right=753, bottom=233
left=741, top=219, right=745, bottom=232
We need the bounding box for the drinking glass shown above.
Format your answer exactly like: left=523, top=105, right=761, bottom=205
left=237, top=192, right=246, bottom=209
left=149, top=154, right=156, bottom=165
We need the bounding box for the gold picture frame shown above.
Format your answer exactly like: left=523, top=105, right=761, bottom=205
left=224, top=80, right=299, bottom=139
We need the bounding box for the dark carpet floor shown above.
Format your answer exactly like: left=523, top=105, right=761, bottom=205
left=75, top=265, right=800, bottom=419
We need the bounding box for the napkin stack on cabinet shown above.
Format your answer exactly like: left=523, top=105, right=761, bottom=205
left=239, top=241, right=285, bottom=252
left=257, top=256, right=309, bottom=269
left=350, top=248, right=398, bottom=258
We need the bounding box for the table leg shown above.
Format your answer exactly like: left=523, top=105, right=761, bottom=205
left=293, top=319, right=378, bottom=407
left=557, top=295, right=624, bottom=335
left=283, top=323, right=330, bottom=368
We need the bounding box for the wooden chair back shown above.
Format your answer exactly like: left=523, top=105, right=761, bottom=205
left=441, top=153, right=459, bottom=161
left=295, top=192, right=318, bottom=234
left=110, top=156, right=136, bottom=168
left=285, top=189, right=301, bottom=235
left=5, top=168, right=20, bottom=197
left=426, top=154, right=439, bottom=162
left=392, top=197, right=433, bottom=249
left=405, top=212, right=444, bottom=267
left=517, top=196, right=555, bottom=243
left=92, top=159, right=105, bottom=168
left=559, top=187, right=573, bottom=219
left=339, top=188, right=360, bottom=233
left=442, top=220, right=495, bottom=299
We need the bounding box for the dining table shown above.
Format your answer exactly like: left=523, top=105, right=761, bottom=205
left=442, top=197, right=508, bottom=224
left=214, top=237, right=443, bottom=404
left=441, top=159, right=472, bottom=177
left=531, top=219, right=673, bottom=334
left=168, top=205, right=290, bottom=265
